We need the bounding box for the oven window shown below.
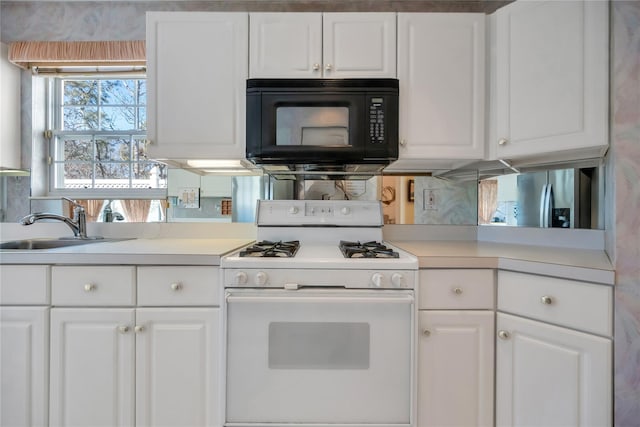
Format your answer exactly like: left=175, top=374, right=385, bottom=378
left=276, top=107, right=349, bottom=146
left=268, top=322, right=369, bottom=369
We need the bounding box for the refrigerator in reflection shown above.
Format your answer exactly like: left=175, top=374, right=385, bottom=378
left=516, top=167, right=602, bottom=229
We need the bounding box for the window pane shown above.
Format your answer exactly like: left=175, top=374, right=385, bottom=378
left=138, top=80, right=146, bottom=105
left=132, top=138, right=148, bottom=162
left=63, top=80, right=98, bottom=105
left=101, top=80, right=136, bottom=105
left=63, top=162, right=93, bottom=181
left=101, top=107, right=136, bottom=130
left=63, top=107, right=99, bottom=130
left=95, top=138, right=131, bottom=162
left=133, top=162, right=166, bottom=184
left=63, top=138, right=93, bottom=161
left=94, top=162, right=130, bottom=179
left=138, top=107, right=147, bottom=130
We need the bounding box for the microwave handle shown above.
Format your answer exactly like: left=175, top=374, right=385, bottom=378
left=226, top=292, right=414, bottom=305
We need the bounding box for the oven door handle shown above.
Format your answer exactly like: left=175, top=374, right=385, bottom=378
left=226, top=292, right=414, bottom=304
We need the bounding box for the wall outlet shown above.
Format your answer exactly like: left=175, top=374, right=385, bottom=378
left=424, top=189, right=438, bottom=210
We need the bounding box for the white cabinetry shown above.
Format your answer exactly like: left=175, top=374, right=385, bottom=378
left=488, top=0, right=609, bottom=164
left=496, top=270, right=612, bottom=426
left=417, top=269, right=494, bottom=427
left=146, top=12, right=248, bottom=162
left=0, top=42, right=22, bottom=171
left=48, top=265, right=222, bottom=427
left=249, top=12, right=396, bottom=78
left=392, top=13, right=485, bottom=171
left=0, top=265, right=49, bottom=427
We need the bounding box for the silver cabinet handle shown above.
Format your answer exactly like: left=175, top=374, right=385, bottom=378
left=399, top=139, right=407, bottom=147
left=170, top=282, right=183, bottom=291
left=325, top=63, right=332, bottom=71
left=84, top=283, right=96, bottom=292
left=312, top=63, right=320, bottom=71
left=540, top=295, right=554, bottom=305
left=134, top=325, right=145, bottom=333
left=452, top=287, right=463, bottom=295
left=498, top=330, right=510, bottom=340
left=422, top=329, right=431, bottom=337
left=498, top=138, right=508, bottom=146
left=118, top=325, right=130, bottom=334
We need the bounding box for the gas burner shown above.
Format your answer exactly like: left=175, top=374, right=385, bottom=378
left=239, top=240, right=300, bottom=258
left=339, top=240, right=400, bottom=259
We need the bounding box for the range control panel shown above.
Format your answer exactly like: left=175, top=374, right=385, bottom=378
left=256, top=200, right=383, bottom=227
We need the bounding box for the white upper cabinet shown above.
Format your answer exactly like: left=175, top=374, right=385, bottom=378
left=394, top=13, right=485, bottom=169
left=146, top=12, right=248, bottom=161
left=249, top=12, right=396, bottom=78
left=489, top=0, right=609, bottom=163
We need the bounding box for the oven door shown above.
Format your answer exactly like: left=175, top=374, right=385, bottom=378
left=225, top=288, right=414, bottom=427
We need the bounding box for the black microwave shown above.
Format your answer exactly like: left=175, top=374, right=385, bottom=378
left=246, top=78, right=399, bottom=172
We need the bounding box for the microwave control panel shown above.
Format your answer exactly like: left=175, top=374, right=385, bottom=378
left=369, top=97, right=386, bottom=144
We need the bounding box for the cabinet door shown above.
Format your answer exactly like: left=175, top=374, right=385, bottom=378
left=146, top=12, right=248, bottom=160
left=0, top=307, right=49, bottom=427
left=418, top=310, right=494, bottom=427
left=49, top=309, right=135, bottom=427
left=397, top=13, right=485, bottom=162
left=491, top=0, right=608, bottom=160
left=249, top=13, right=322, bottom=78
left=496, top=313, right=611, bottom=427
left=135, top=308, right=220, bottom=427
left=323, top=13, right=396, bottom=78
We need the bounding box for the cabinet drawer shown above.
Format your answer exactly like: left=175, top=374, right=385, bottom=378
left=498, top=270, right=612, bottom=336
left=419, top=269, right=495, bottom=309
left=51, top=266, right=136, bottom=306
left=137, top=266, right=219, bottom=306
left=0, top=265, right=50, bottom=305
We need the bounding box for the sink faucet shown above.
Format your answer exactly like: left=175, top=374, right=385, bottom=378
left=20, top=197, right=88, bottom=239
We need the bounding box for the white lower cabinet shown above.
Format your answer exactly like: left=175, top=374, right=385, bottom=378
left=49, top=308, right=136, bottom=427
left=0, top=307, right=49, bottom=427
left=496, top=313, right=611, bottom=426
left=0, top=265, right=50, bottom=427
left=496, top=270, right=612, bottom=427
left=418, top=311, right=494, bottom=427
left=417, top=269, right=495, bottom=427
left=48, top=265, right=221, bottom=427
left=135, top=308, right=219, bottom=427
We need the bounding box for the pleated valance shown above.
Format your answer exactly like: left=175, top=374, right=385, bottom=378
left=8, top=40, right=146, bottom=71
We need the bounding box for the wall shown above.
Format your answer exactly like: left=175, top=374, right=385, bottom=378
left=611, top=2, right=640, bottom=425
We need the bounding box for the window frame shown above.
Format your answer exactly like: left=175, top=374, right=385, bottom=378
left=46, top=75, right=167, bottom=200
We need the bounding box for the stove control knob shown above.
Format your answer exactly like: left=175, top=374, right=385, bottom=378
left=371, top=272, right=384, bottom=288
left=288, top=206, right=299, bottom=215
left=340, top=207, right=351, bottom=215
left=391, top=273, right=405, bottom=288
left=255, top=271, right=268, bottom=286
left=235, top=271, right=248, bottom=285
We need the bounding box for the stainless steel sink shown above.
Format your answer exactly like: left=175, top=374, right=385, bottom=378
left=0, top=237, right=128, bottom=250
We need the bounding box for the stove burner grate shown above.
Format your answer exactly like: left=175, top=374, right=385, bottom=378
left=239, top=240, right=300, bottom=258
left=339, top=240, right=400, bottom=259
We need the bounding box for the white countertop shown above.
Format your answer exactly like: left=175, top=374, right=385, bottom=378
left=0, top=238, right=254, bottom=265
left=390, top=240, right=614, bottom=285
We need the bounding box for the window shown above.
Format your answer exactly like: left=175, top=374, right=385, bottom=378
left=48, top=77, right=167, bottom=199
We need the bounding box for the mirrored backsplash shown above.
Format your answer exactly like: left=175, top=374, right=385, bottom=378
left=0, top=162, right=605, bottom=229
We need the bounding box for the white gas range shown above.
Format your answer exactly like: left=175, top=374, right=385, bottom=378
left=221, top=200, right=418, bottom=427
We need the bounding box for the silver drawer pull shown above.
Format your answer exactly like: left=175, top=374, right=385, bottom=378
left=134, top=325, right=145, bottom=333
left=170, top=282, right=183, bottom=291
left=452, top=287, right=463, bottom=295
left=422, top=329, right=431, bottom=337
left=118, top=325, right=130, bottom=334
left=498, top=330, right=510, bottom=340
left=84, top=283, right=96, bottom=292
left=540, top=295, right=554, bottom=305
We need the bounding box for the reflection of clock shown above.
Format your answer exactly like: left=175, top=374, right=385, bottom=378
left=381, top=186, right=396, bottom=205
